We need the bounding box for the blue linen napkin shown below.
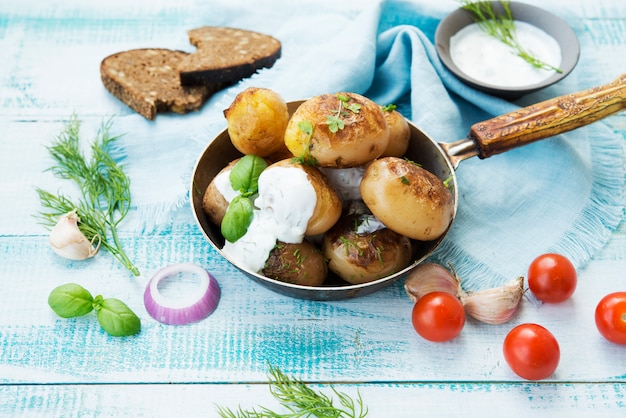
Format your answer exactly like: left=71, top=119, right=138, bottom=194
left=116, top=0, right=625, bottom=290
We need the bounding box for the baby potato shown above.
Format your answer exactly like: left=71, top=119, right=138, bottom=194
left=262, top=240, right=328, bottom=287
left=381, top=108, right=410, bottom=157
left=224, top=87, right=290, bottom=157
left=202, top=158, right=240, bottom=226
left=283, top=92, right=390, bottom=168
left=269, top=159, right=342, bottom=236
left=360, top=157, right=454, bottom=241
left=322, top=214, right=412, bottom=284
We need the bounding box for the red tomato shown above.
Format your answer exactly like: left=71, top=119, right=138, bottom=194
left=503, top=323, right=560, bottom=380
left=527, top=253, right=577, bottom=303
left=411, top=292, right=465, bottom=342
left=595, top=292, right=626, bottom=345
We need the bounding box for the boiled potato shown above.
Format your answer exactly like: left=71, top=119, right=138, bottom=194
left=202, top=158, right=240, bottom=226
left=262, top=240, right=328, bottom=286
left=381, top=107, right=410, bottom=157
left=224, top=87, right=290, bottom=157
left=322, top=214, right=412, bottom=284
left=268, top=159, right=342, bottom=236
left=360, top=157, right=454, bottom=241
left=283, top=92, right=389, bottom=168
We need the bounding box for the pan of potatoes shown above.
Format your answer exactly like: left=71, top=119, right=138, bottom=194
left=191, top=77, right=623, bottom=300
left=191, top=87, right=456, bottom=300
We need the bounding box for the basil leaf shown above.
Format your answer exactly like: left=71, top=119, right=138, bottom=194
left=94, top=297, right=141, bottom=337
left=221, top=195, right=254, bottom=243
left=48, top=283, right=94, bottom=318
left=229, top=154, right=267, bottom=196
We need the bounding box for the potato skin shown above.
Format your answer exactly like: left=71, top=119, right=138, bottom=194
left=262, top=240, right=327, bottom=286
left=202, top=159, right=240, bottom=226
left=224, top=87, right=290, bottom=157
left=322, top=214, right=412, bottom=284
left=360, top=157, right=454, bottom=241
left=269, top=159, right=342, bottom=236
left=283, top=92, right=389, bottom=168
left=382, top=109, right=410, bottom=157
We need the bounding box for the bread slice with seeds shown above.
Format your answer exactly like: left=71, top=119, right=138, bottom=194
left=100, top=48, right=217, bottom=120
left=179, top=27, right=281, bottom=86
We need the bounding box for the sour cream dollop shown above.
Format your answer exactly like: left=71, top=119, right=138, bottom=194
left=220, top=166, right=317, bottom=273
left=450, top=21, right=561, bottom=87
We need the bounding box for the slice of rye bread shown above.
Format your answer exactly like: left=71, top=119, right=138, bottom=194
left=100, top=48, right=218, bottom=120
left=179, top=27, right=281, bottom=86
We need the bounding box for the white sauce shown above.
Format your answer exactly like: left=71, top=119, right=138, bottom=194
left=221, top=166, right=317, bottom=273
left=450, top=21, right=561, bottom=87
left=355, top=214, right=387, bottom=235
left=319, top=166, right=365, bottom=202
left=213, top=169, right=240, bottom=202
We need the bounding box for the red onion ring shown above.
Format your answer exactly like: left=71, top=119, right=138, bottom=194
left=144, top=263, right=220, bottom=325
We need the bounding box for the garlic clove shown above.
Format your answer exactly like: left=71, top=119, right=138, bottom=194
left=460, top=276, right=524, bottom=325
left=404, top=262, right=463, bottom=303
left=49, top=210, right=100, bottom=260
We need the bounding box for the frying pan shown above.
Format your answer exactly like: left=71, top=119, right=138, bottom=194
left=191, top=74, right=626, bottom=301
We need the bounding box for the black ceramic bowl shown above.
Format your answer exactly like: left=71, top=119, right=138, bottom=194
left=435, top=1, right=579, bottom=99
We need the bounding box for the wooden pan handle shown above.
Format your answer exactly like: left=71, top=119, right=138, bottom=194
left=469, top=74, right=626, bottom=159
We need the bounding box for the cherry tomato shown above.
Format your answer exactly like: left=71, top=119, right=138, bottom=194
left=595, top=292, right=626, bottom=345
left=527, top=253, right=577, bottom=303
left=503, top=323, right=560, bottom=380
left=411, top=292, right=465, bottom=342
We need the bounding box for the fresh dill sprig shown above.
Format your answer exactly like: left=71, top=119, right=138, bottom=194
left=216, top=364, right=368, bottom=418
left=458, top=0, right=562, bottom=73
left=35, top=115, right=139, bottom=276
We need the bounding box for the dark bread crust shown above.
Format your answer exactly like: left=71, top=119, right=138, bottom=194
left=179, top=27, right=281, bottom=86
left=100, top=48, right=216, bottom=120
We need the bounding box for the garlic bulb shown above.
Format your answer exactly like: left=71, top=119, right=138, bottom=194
left=460, top=276, right=524, bottom=325
left=49, top=210, right=100, bottom=260
left=404, top=263, right=463, bottom=302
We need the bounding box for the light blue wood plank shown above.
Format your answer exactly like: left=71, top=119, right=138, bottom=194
left=1, top=382, right=625, bottom=417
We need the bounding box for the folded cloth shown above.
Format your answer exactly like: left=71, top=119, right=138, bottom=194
left=117, top=0, right=625, bottom=289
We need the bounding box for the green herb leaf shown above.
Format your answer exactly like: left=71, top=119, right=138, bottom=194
left=216, top=364, right=368, bottom=417
left=381, top=104, right=397, bottom=112
left=325, top=94, right=361, bottom=133
left=326, top=115, right=345, bottom=133
left=48, top=283, right=94, bottom=318
left=35, top=115, right=139, bottom=276
left=346, top=103, right=361, bottom=114
left=94, top=297, right=141, bottom=337
left=337, top=94, right=350, bottom=103
left=298, top=120, right=313, bottom=137
left=229, top=155, right=267, bottom=196
left=293, top=121, right=318, bottom=166
left=221, top=195, right=254, bottom=243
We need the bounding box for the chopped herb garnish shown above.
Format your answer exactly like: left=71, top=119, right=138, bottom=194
left=293, top=120, right=318, bottom=166
left=326, top=94, right=361, bottom=133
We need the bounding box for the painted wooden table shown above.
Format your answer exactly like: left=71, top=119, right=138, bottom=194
left=1, top=0, right=625, bottom=416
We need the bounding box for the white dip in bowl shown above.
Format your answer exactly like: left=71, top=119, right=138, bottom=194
left=450, top=21, right=561, bottom=88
